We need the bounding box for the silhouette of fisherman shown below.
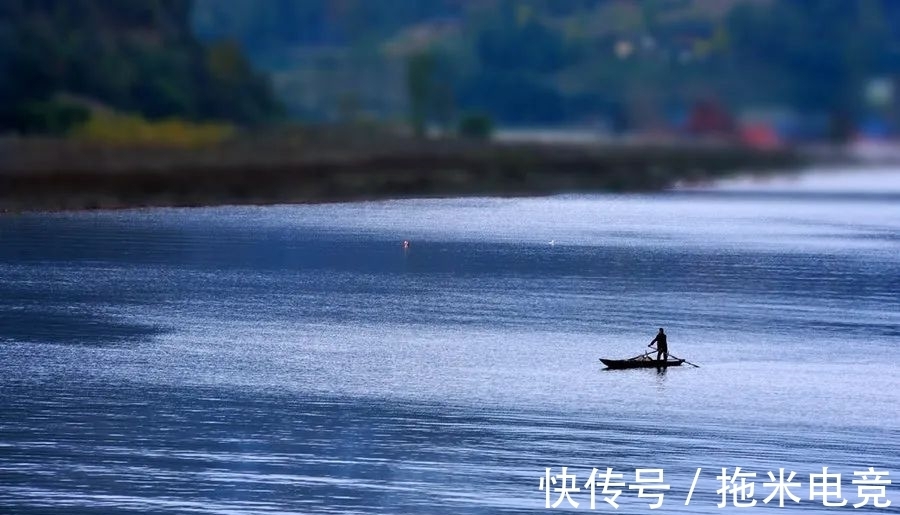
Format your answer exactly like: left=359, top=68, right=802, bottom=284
left=648, top=328, right=668, bottom=361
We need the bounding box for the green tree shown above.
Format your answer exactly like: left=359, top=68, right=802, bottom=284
left=407, top=51, right=436, bottom=137
left=0, top=0, right=280, bottom=133
left=458, top=112, right=494, bottom=140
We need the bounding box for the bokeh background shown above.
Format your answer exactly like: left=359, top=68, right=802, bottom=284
left=4, top=0, right=900, bottom=148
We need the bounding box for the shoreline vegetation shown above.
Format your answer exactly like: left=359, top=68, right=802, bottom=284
left=3, top=2, right=891, bottom=216
left=0, top=131, right=803, bottom=214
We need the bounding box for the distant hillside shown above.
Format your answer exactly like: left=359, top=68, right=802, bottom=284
left=192, top=0, right=900, bottom=129
left=190, top=0, right=763, bottom=123
left=0, top=0, right=280, bottom=134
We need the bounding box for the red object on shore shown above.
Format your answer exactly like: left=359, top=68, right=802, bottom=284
left=687, top=100, right=734, bottom=136
left=740, top=123, right=781, bottom=149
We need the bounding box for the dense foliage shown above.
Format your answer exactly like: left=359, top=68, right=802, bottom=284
left=6, top=1, right=900, bottom=133
left=0, top=0, right=280, bottom=134
left=193, top=0, right=900, bottom=128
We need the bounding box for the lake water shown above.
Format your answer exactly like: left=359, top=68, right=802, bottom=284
left=1, top=168, right=899, bottom=514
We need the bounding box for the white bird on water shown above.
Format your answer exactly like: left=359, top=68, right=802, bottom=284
left=549, top=239, right=555, bottom=246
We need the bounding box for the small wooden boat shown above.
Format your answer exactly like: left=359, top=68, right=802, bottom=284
left=600, top=355, right=685, bottom=369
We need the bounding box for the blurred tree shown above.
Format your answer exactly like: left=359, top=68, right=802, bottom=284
left=192, top=0, right=465, bottom=57
left=18, top=99, right=90, bottom=135
left=405, top=48, right=460, bottom=136
left=187, top=0, right=900, bottom=130
left=407, top=51, right=436, bottom=137
left=474, top=2, right=570, bottom=74
left=0, top=0, right=280, bottom=133
left=458, top=112, right=494, bottom=140
left=726, top=0, right=892, bottom=122
left=201, top=39, right=281, bottom=124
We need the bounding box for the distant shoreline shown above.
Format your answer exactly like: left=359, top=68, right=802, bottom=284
left=0, top=136, right=802, bottom=214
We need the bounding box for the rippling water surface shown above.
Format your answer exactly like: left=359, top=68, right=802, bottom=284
left=1, top=169, right=899, bottom=514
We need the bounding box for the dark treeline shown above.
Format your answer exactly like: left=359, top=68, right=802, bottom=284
left=0, top=0, right=280, bottom=134
left=194, top=0, right=900, bottom=129
left=6, top=1, right=900, bottom=135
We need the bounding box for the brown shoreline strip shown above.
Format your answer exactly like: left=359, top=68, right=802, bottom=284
left=0, top=137, right=801, bottom=213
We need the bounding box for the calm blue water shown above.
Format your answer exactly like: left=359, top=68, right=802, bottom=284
left=1, top=170, right=899, bottom=514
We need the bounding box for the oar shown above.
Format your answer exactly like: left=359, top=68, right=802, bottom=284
left=649, top=345, right=701, bottom=368
left=668, top=353, right=700, bottom=368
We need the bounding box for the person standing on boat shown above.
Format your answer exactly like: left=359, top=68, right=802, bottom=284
left=648, top=328, right=668, bottom=361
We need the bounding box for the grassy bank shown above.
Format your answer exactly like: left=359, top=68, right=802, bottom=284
left=0, top=133, right=802, bottom=213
